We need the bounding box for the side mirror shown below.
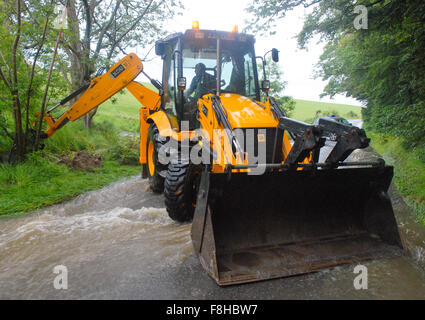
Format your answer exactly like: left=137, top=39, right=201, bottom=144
left=261, top=80, right=270, bottom=93
left=177, top=77, right=186, bottom=91
left=272, top=48, right=279, bottom=62
left=155, top=41, right=165, bottom=56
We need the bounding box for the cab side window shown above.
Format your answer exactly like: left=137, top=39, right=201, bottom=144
left=163, top=43, right=177, bottom=117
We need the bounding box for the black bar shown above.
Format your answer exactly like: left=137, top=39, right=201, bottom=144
left=47, top=82, right=90, bottom=113
left=59, top=83, right=90, bottom=108
left=211, top=96, right=243, bottom=156
left=216, top=37, right=221, bottom=96
left=317, top=117, right=354, bottom=136
left=279, top=119, right=324, bottom=169
left=278, top=117, right=312, bottom=136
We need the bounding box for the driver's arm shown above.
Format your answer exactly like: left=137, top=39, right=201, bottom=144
left=185, top=76, right=198, bottom=97
left=207, top=73, right=217, bottom=89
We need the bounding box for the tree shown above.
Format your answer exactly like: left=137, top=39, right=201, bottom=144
left=59, top=0, right=183, bottom=128
left=0, top=0, right=67, bottom=161
left=0, top=0, right=183, bottom=162
left=246, top=0, right=425, bottom=160
left=245, top=0, right=321, bottom=35
left=301, top=0, right=425, bottom=159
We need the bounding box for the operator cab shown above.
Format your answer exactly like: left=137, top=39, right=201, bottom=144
left=155, top=26, right=260, bottom=131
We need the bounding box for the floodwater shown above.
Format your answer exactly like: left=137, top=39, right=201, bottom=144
left=0, top=142, right=424, bottom=299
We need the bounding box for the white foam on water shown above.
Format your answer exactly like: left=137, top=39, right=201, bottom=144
left=0, top=202, right=193, bottom=299
left=28, top=175, right=151, bottom=219
left=0, top=206, right=178, bottom=248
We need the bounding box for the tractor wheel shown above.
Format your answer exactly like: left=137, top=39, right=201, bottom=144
left=164, top=160, right=201, bottom=222
left=146, top=123, right=166, bottom=193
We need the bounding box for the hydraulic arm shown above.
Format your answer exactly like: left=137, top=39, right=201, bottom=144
left=37, top=53, right=160, bottom=138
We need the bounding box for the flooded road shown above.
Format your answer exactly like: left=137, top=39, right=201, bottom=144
left=1, top=145, right=425, bottom=299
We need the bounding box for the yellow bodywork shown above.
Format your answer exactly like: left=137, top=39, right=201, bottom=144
left=195, top=93, right=295, bottom=173
left=219, top=94, right=277, bottom=128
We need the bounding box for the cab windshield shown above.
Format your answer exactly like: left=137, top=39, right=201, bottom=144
left=182, top=38, right=258, bottom=100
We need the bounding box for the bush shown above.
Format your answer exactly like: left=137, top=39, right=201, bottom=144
left=107, top=135, right=140, bottom=165
left=363, top=102, right=425, bottom=162
left=277, top=96, right=296, bottom=117
left=42, top=120, right=120, bottom=157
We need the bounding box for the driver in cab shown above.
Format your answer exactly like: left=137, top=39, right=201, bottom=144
left=185, top=63, right=216, bottom=100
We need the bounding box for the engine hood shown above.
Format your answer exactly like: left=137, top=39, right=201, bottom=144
left=218, top=93, right=278, bottom=128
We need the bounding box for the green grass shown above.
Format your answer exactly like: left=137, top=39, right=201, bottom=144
left=292, top=99, right=363, bottom=122
left=96, top=89, right=141, bottom=132
left=0, top=155, right=139, bottom=217
left=369, top=133, right=425, bottom=225
left=0, top=120, right=140, bottom=217
left=95, top=83, right=157, bottom=132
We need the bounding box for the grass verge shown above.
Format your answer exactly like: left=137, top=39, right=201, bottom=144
left=96, top=89, right=141, bottom=133
left=0, top=156, right=139, bottom=218
left=0, top=120, right=141, bottom=218
left=369, top=132, right=425, bottom=225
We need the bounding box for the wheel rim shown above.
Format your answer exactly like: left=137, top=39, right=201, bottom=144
left=148, top=140, right=155, bottom=176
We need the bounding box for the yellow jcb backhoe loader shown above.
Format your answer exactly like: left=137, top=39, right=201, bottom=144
left=36, top=24, right=405, bottom=286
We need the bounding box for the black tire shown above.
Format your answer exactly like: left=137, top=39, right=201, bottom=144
left=164, top=160, right=201, bottom=222
left=146, top=123, right=166, bottom=193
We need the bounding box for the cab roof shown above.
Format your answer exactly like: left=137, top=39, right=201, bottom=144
left=158, top=29, right=255, bottom=46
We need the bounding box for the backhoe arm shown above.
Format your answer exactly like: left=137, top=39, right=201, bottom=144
left=38, top=53, right=149, bottom=138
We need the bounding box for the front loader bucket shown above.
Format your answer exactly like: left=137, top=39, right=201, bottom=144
left=191, top=166, right=404, bottom=286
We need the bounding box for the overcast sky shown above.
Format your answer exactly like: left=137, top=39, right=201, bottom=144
left=134, top=0, right=362, bottom=106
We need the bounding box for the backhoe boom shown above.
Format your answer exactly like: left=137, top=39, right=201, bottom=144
left=38, top=53, right=159, bottom=138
